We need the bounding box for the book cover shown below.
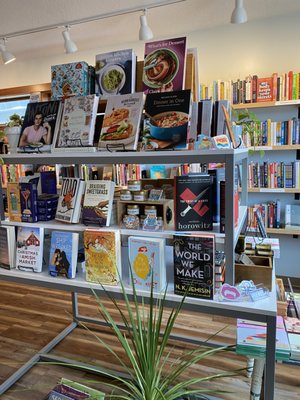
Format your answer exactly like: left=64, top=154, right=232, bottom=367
left=257, top=77, right=273, bottom=102
left=174, top=174, right=213, bottom=231
left=40, top=171, right=57, bottom=194
left=82, top=180, right=115, bottom=226
left=16, top=226, right=44, bottom=272
left=49, top=231, right=79, bottom=279
left=55, top=178, right=85, bottom=223
left=142, top=36, right=187, bottom=94
left=60, top=379, right=105, bottom=399
left=6, top=182, right=22, bottom=222
left=17, top=100, right=62, bottom=152
left=128, top=236, right=166, bottom=292
left=284, top=317, right=300, bottom=334
left=51, top=61, right=89, bottom=100
left=0, top=226, right=16, bottom=269
left=98, top=92, right=143, bottom=151
left=143, top=90, right=191, bottom=150
left=48, top=382, right=89, bottom=399
left=84, top=229, right=121, bottom=285
left=19, top=176, right=39, bottom=223
left=288, top=333, right=300, bottom=361
left=54, top=94, right=99, bottom=149
left=95, top=48, right=136, bottom=98
left=173, top=234, right=215, bottom=299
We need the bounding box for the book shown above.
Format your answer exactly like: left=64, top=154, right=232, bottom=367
left=51, top=61, right=90, bottom=100
left=19, top=175, right=39, bottom=223
left=288, top=333, right=300, bottom=361
left=49, top=231, right=79, bottom=279
left=84, top=229, right=121, bottom=285
left=285, top=204, right=300, bottom=229
left=53, top=94, right=99, bottom=149
left=17, top=100, right=62, bottom=152
left=95, top=48, right=136, bottom=98
left=284, top=317, right=300, bottom=334
left=6, top=182, right=21, bottom=222
left=16, top=226, right=44, bottom=272
left=142, top=36, right=187, bottom=94
left=55, top=178, right=86, bottom=223
left=173, top=234, right=215, bottom=299
left=47, top=383, right=89, bottom=399
left=143, top=90, right=191, bottom=150
left=0, top=226, right=16, bottom=269
left=40, top=171, right=57, bottom=194
left=174, top=174, right=213, bottom=231
left=60, top=379, right=105, bottom=399
left=82, top=180, right=115, bottom=226
left=128, top=236, right=166, bottom=292
left=98, top=92, right=144, bottom=151
left=257, top=77, right=273, bottom=102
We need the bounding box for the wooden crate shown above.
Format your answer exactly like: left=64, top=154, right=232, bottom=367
left=235, top=255, right=273, bottom=290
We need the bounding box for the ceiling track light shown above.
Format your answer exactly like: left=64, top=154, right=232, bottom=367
left=62, top=26, right=78, bottom=54
left=231, top=0, right=248, bottom=24
left=139, top=9, right=154, bottom=41
left=0, top=38, right=16, bottom=64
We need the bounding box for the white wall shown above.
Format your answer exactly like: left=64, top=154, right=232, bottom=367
left=1, top=13, right=300, bottom=89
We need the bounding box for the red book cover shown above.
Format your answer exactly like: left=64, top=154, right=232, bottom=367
left=288, top=70, right=293, bottom=100
left=257, top=77, right=273, bottom=102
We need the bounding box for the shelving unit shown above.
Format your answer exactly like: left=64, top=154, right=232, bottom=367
left=0, top=148, right=278, bottom=399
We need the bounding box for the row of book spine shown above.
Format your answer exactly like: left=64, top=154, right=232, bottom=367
left=248, top=161, right=300, bottom=189
left=248, top=201, right=281, bottom=230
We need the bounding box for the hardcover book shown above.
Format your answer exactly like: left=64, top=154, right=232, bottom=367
left=40, top=171, right=57, bottom=194
left=82, top=180, right=115, bottom=226
left=257, top=77, right=273, bottom=102
left=0, top=226, right=16, bottom=269
left=128, top=236, right=166, bottom=292
left=285, top=204, right=300, bottom=229
left=174, top=174, right=213, bottom=231
left=17, top=100, right=62, bottom=152
left=54, top=94, right=99, bottom=149
left=98, top=92, right=143, bottom=151
left=16, top=226, right=44, bottom=272
left=55, top=178, right=85, bottom=223
left=6, top=182, right=22, bottom=222
left=142, top=36, right=187, bottom=94
left=19, top=176, right=39, bottom=223
left=51, top=61, right=90, bottom=100
left=95, top=48, right=136, bottom=98
left=84, top=229, right=121, bottom=285
left=173, top=234, right=215, bottom=299
left=49, top=231, right=79, bottom=279
left=143, top=90, right=191, bottom=150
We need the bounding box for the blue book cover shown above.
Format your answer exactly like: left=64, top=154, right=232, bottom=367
left=49, top=231, right=79, bottom=279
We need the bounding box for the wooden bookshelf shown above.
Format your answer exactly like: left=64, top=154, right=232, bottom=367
left=232, top=99, right=300, bottom=109
left=248, top=145, right=300, bottom=151
left=267, top=227, right=300, bottom=236
left=247, top=188, right=300, bottom=193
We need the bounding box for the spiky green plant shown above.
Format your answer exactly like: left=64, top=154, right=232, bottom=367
left=81, top=270, right=240, bottom=400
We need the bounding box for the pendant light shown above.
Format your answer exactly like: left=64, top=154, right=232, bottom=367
left=139, top=9, right=153, bottom=41
left=231, top=0, right=248, bottom=24
left=0, top=38, right=16, bottom=64
left=62, top=26, right=78, bottom=54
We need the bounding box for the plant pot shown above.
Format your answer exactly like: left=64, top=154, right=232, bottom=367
left=5, top=126, right=21, bottom=153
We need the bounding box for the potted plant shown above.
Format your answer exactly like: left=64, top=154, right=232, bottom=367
left=5, top=113, right=23, bottom=152
left=81, top=271, right=239, bottom=399
left=232, top=108, right=263, bottom=155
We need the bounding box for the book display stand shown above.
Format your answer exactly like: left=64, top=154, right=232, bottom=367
left=0, top=148, right=277, bottom=399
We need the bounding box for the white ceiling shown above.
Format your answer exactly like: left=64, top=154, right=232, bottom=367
left=1, top=0, right=300, bottom=61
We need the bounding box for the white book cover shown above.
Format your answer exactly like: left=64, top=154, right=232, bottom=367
left=49, top=231, right=79, bottom=279
left=16, top=226, right=44, bottom=272
left=55, top=178, right=85, bottom=223
left=98, top=92, right=144, bottom=151
left=54, top=94, right=99, bottom=149
left=82, top=180, right=115, bottom=226
left=128, top=236, right=166, bottom=292
left=0, top=226, right=16, bottom=269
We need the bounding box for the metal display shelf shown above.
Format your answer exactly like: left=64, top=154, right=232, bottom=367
left=0, top=148, right=277, bottom=399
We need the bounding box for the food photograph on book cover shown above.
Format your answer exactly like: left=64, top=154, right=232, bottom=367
left=17, top=100, right=62, bottom=153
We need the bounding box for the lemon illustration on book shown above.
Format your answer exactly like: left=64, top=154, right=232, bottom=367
left=133, top=253, right=150, bottom=280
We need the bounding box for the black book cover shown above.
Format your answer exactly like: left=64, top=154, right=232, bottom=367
left=173, top=234, right=215, bottom=299
left=175, top=174, right=213, bottom=231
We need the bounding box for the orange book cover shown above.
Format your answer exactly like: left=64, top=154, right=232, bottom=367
left=257, top=77, right=273, bottom=102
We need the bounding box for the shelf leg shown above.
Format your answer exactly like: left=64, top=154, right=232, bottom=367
left=264, top=315, right=276, bottom=399
left=225, top=155, right=235, bottom=285
left=71, top=291, right=79, bottom=320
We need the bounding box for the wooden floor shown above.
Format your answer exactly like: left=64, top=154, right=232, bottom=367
left=0, top=281, right=299, bottom=399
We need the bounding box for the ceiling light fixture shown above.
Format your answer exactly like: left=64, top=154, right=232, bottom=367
left=231, top=0, right=248, bottom=24
left=139, top=9, right=154, bottom=41
left=0, top=38, right=16, bottom=64
left=62, top=26, right=78, bottom=54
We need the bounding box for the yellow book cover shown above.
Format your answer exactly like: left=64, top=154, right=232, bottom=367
left=7, top=182, right=21, bottom=222
left=84, top=229, right=121, bottom=285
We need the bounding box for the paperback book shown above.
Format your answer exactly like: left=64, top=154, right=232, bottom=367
left=6, top=182, right=22, bottom=222
left=143, top=89, right=191, bottom=150
left=142, top=36, right=187, bottom=94
left=173, top=234, right=215, bottom=299
left=53, top=94, right=99, bottom=149
left=174, top=173, right=213, bottom=231
left=95, top=48, right=136, bottom=98
left=0, top=226, right=16, bottom=269
left=16, top=226, right=44, bottom=272
left=49, top=231, right=79, bottom=279
left=17, top=100, right=62, bottom=153
left=128, top=236, right=166, bottom=292
left=98, top=92, right=144, bottom=151
left=84, top=229, right=121, bottom=285
left=82, top=180, right=115, bottom=226
left=55, top=178, right=85, bottom=223
left=19, top=175, right=39, bottom=223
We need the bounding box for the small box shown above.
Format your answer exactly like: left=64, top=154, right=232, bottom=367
left=235, top=255, right=273, bottom=290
